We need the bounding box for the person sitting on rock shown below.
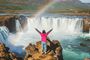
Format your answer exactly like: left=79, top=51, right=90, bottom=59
left=35, top=28, right=53, bottom=54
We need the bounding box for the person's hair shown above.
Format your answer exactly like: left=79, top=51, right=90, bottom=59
left=42, top=30, right=46, bottom=33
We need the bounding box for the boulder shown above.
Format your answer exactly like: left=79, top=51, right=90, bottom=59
left=80, top=43, right=87, bottom=47
left=25, top=39, right=63, bottom=60
left=84, top=58, right=90, bottom=60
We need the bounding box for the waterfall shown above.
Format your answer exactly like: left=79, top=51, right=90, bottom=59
left=0, top=26, right=9, bottom=43
left=27, top=16, right=83, bottom=34
left=7, top=16, right=84, bottom=53
left=16, top=20, right=23, bottom=32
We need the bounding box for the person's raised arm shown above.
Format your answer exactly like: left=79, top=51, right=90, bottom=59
left=35, top=28, right=41, bottom=34
left=47, top=28, right=53, bottom=35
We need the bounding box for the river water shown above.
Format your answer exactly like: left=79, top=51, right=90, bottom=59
left=0, top=14, right=90, bottom=60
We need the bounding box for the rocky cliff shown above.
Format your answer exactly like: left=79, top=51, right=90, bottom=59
left=0, top=15, right=27, bottom=33
left=24, top=38, right=63, bottom=60
left=0, top=15, right=90, bottom=33
left=83, top=18, right=90, bottom=33
left=0, top=38, right=63, bottom=60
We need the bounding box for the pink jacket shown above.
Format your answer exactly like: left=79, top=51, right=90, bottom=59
left=35, top=28, right=53, bottom=42
left=40, top=33, right=49, bottom=42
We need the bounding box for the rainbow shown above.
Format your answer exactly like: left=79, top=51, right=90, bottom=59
left=11, top=1, right=56, bottom=44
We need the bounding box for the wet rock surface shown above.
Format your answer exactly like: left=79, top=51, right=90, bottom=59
left=0, top=15, right=27, bottom=33
left=84, top=58, right=90, bottom=60
left=0, top=43, right=23, bottom=60
left=0, top=38, right=63, bottom=60
left=83, top=18, right=90, bottom=33
left=24, top=39, right=63, bottom=60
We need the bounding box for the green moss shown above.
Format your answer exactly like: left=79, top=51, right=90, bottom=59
left=17, top=5, right=37, bottom=10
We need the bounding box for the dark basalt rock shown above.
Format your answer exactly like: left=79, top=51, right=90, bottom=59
left=80, top=43, right=87, bottom=47
left=0, top=15, right=28, bottom=33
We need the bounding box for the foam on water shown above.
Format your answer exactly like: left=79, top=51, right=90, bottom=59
left=63, top=49, right=90, bottom=60
left=0, top=16, right=90, bottom=60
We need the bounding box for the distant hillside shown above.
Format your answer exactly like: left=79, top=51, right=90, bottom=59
left=47, top=0, right=90, bottom=13
left=0, top=0, right=51, bottom=13
left=86, top=3, right=90, bottom=6
left=0, top=0, right=90, bottom=14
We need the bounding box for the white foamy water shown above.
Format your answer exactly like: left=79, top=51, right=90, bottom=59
left=8, top=16, right=84, bottom=50
left=0, top=16, right=90, bottom=60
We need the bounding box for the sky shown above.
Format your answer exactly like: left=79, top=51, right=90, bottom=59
left=80, top=0, right=90, bottom=3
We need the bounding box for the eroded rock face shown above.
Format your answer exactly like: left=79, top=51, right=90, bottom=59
left=0, top=15, right=28, bottom=33
left=5, top=16, right=17, bottom=33
left=25, top=39, right=63, bottom=60
left=83, top=18, right=90, bottom=33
